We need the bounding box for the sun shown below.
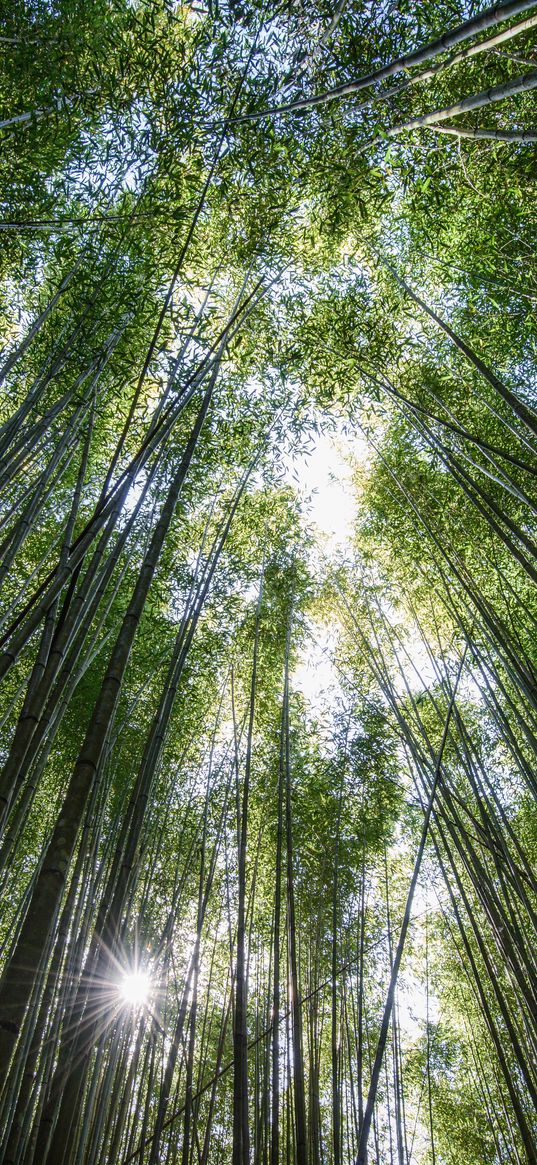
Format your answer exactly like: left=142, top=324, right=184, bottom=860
left=119, top=970, right=151, bottom=1008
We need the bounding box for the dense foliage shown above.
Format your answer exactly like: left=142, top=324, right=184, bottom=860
left=0, top=1, right=536, bottom=1163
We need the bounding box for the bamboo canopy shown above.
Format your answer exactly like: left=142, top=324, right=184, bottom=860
left=0, top=1, right=536, bottom=1163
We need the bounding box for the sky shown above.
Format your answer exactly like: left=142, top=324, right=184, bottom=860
left=285, top=424, right=439, bottom=712
left=284, top=427, right=360, bottom=550
left=285, top=425, right=361, bottom=714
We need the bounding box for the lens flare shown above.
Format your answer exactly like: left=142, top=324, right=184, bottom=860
left=119, top=970, right=151, bottom=1007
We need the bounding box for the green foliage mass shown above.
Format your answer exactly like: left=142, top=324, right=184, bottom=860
left=0, top=2, right=535, bottom=1163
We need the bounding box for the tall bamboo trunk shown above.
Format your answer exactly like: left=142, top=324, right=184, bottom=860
left=283, top=612, right=307, bottom=1165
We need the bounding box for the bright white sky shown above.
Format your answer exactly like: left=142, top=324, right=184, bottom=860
left=284, top=426, right=362, bottom=716
left=292, top=623, right=342, bottom=720
left=284, top=427, right=362, bottom=550
left=285, top=426, right=441, bottom=712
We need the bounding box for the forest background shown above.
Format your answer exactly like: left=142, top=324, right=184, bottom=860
left=0, top=1, right=536, bottom=1163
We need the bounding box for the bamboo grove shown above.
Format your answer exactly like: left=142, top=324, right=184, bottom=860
left=0, top=0, right=536, bottom=1162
